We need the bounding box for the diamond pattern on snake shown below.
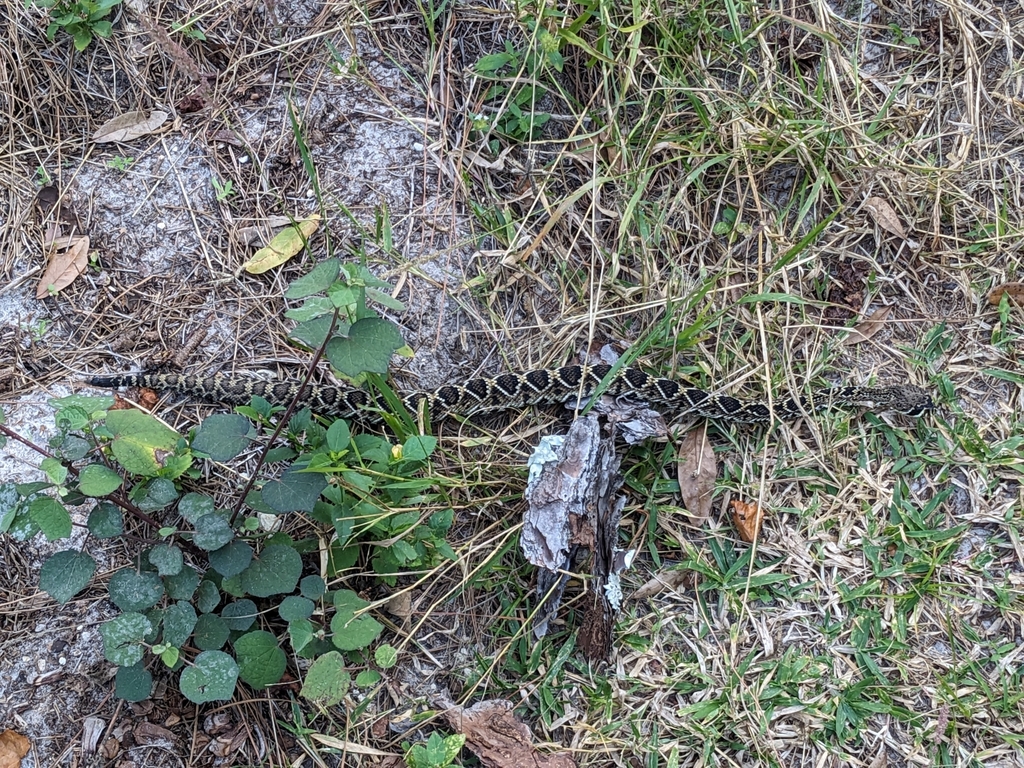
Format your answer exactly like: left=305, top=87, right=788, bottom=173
left=85, top=364, right=934, bottom=425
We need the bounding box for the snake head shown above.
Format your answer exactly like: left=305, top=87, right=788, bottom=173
left=894, top=386, right=935, bottom=417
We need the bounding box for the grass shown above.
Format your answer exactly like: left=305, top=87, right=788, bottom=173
left=1, top=0, right=1023, bottom=765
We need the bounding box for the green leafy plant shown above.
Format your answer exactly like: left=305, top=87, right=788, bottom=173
left=170, top=17, right=206, bottom=41
left=211, top=177, right=235, bottom=201
left=0, top=259, right=457, bottom=705
left=106, top=155, right=133, bottom=172
left=31, top=0, right=122, bottom=51
left=471, top=14, right=567, bottom=148
left=404, top=731, right=466, bottom=768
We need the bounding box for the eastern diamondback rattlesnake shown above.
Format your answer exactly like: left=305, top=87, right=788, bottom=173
left=86, top=365, right=934, bottom=424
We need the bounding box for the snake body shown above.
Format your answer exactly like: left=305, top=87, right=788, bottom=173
left=85, top=365, right=934, bottom=424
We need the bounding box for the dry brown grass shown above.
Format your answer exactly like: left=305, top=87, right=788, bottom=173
left=2, top=0, right=1023, bottom=766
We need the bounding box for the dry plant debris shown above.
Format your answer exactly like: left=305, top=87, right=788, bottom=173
left=91, top=110, right=168, bottom=144
left=841, top=305, right=894, bottom=346
left=0, top=731, right=31, bottom=768
left=35, top=234, right=88, bottom=299
left=442, top=699, right=576, bottom=768
left=729, top=499, right=765, bottom=544
left=675, top=425, right=717, bottom=525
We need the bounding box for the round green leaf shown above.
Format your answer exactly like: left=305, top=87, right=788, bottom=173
left=106, top=409, right=181, bottom=476
left=79, top=464, right=122, bottom=496
left=163, top=564, right=200, bottom=600
left=220, top=573, right=245, bottom=598
left=355, top=669, right=382, bottom=687
left=39, top=550, right=96, bottom=605
left=300, top=574, right=326, bottom=600
left=162, top=601, right=198, bottom=647
left=58, top=434, right=91, bottom=461
left=115, top=662, right=153, bottom=702
left=221, top=599, right=258, bottom=631
left=209, top=540, right=253, bottom=578
left=330, top=590, right=383, bottom=651
left=134, top=478, right=178, bottom=511
left=195, top=579, right=221, bottom=613
left=179, top=650, right=238, bottom=703
left=87, top=501, right=124, bottom=538
left=178, top=492, right=215, bottom=524
left=234, top=630, right=286, bottom=689
left=148, top=543, right=183, bottom=576
left=100, top=612, right=153, bottom=666
left=300, top=650, right=350, bottom=706
left=261, top=468, right=327, bottom=513
left=194, top=613, right=230, bottom=651
left=193, top=513, right=234, bottom=551
left=108, top=568, right=164, bottom=612
left=325, top=317, right=404, bottom=377
left=374, top=643, right=398, bottom=669
left=239, top=544, right=302, bottom=597
left=279, top=595, right=314, bottom=622
left=191, top=414, right=253, bottom=462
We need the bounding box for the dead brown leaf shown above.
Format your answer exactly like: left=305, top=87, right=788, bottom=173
left=863, top=196, right=907, bottom=239
left=386, top=591, right=413, bottom=618
left=133, top=722, right=176, bottom=746
left=676, top=425, right=716, bottom=526
left=632, top=568, right=695, bottom=600
left=0, top=730, right=31, bottom=768
left=731, top=499, right=764, bottom=543
left=443, top=700, right=576, bottom=768
left=92, top=110, right=169, bottom=143
left=987, top=281, right=1024, bottom=306
left=36, top=235, right=89, bottom=299
left=842, top=305, right=893, bottom=345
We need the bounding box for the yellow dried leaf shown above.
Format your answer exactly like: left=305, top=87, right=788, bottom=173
left=863, top=196, right=906, bottom=238
left=92, top=110, right=168, bottom=143
left=842, top=305, right=893, bottom=345
left=676, top=426, right=716, bottom=526
left=243, top=214, right=321, bottom=274
left=36, top=235, right=89, bottom=299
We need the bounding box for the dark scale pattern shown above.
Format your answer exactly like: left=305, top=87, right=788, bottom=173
left=84, top=367, right=935, bottom=424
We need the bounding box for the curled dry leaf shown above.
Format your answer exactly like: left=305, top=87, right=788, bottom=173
left=863, top=196, right=907, bottom=239
left=842, top=305, right=893, bottom=346
left=987, top=282, right=1024, bottom=306
left=36, top=235, right=89, bottom=299
left=92, top=110, right=169, bottom=143
left=632, top=568, right=695, bottom=600
left=731, top=499, right=764, bottom=543
left=243, top=214, right=321, bottom=274
left=676, top=426, right=716, bottom=526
